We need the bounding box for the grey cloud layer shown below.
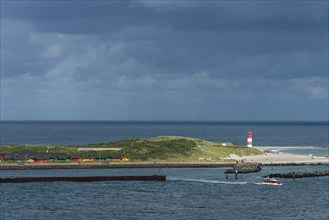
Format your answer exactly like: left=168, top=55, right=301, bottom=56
left=1, top=0, right=328, bottom=120
left=3, top=1, right=327, bottom=38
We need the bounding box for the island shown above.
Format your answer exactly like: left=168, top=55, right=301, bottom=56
left=1, top=136, right=260, bottom=168
left=0, top=136, right=328, bottom=169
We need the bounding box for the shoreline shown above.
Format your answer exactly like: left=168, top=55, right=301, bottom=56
left=1, top=146, right=328, bottom=170
left=254, top=146, right=329, bottom=149
left=1, top=160, right=328, bottom=170
left=226, top=151, right=329, bottom=165
left=0, top=162, right=236, bottom=170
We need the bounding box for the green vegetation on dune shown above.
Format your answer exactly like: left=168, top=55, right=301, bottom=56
left=119, top=136, right=262, bottom=161
left=0, top=136, right=263, bottom=161
left=0, top=145, right=77, bottom=155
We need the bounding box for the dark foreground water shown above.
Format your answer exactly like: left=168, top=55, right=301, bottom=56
left=1, top=166, right=329, bottom=220
left=1, top=121, right=328, bottom=146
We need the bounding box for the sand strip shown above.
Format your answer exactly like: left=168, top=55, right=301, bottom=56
left=228, top=150, right=329, bottom=164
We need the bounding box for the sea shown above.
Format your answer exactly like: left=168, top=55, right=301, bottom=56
left=0, top=121, right=329, bottom=220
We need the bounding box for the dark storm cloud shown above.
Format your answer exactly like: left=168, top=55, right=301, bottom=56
left=1, top=0, right=328, bottom=120
left=171, top=1, right=327, bottom=32
left=3, top=1, right=327, bottom=33
left=2, top=1, right=169, bottom=34
left=2, top=0, right=327, bottom=79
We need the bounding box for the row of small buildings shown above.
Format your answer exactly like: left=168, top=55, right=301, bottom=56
left=0, top=152, right=129, bottom=163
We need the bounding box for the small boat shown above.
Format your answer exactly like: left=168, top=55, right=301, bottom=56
left=257, top=177, right=282, bottom=185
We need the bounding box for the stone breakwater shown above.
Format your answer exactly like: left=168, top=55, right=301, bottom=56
left=265, top=170, right=329, bottom=178
left=262, top=162, right=328, bottom=166
left=225, top=162, right=262, bottom=174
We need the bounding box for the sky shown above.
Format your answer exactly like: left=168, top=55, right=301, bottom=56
left=1, top=0, right=328, bottom=121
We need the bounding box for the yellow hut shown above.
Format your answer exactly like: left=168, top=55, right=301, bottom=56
left=112, top=155, right=129, bottom=162
left=79, top=156, right=96, bottom=162
left=27, top=158, right=36, bottom=163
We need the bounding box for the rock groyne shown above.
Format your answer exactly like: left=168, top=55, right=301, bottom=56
left=264, top=170, right=329, bottom=178
left=225, top=162, right=262, bottom=174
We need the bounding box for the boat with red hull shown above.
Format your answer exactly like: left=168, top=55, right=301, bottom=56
left=257, top=178, right=282, bottom=185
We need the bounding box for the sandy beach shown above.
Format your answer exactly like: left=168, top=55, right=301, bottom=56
left=227, top=146, right=329, bottom=164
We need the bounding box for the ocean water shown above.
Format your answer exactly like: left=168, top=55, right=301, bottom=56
left=1, top=121, right=329, bottom=219
left=1, top=121, right=328, bottom=146
left=1, top=167, right=329, bottom=220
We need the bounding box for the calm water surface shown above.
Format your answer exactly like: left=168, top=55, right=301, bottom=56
left=1, top=166, right=329, bottom=220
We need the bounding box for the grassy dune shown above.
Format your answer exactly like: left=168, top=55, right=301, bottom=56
left=0, top=136, right=263, bottom=162
left=119, top=136, right=262, bottom=161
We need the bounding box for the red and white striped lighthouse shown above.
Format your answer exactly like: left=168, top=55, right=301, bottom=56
left=247, top=131, right=252, bottom=147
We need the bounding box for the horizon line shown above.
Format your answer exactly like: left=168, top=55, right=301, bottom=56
left=1, top=120, right=328, bottom=123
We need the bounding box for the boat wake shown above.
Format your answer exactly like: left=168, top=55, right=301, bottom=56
left=168, top=177, right=249, bottom=185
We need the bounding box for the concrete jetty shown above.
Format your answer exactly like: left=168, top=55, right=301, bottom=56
left=0, top=175, right=166, bottom=183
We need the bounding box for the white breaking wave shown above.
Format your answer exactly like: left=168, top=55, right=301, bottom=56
left=168, top=177, right=250, bottom=185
